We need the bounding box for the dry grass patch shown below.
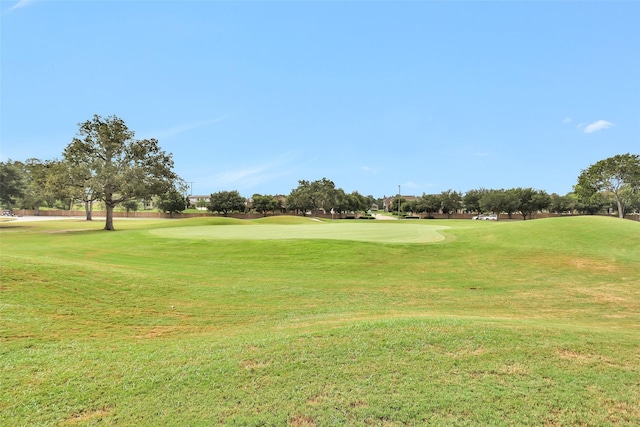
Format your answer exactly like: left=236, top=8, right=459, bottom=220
left=603, top=399, right=640, bottom=424
left=288, top=414, right=316, bottom=426
left=569, top=257, right=619, bottom=272
left=133, top=325, right=190, bottom=339
left=576, top=287, right=630, bottom=303
left=62, top=406, right=111, bottom=425
left=306, top=394, right=328, bottom=406
left=556, top=349, right=616, bottom=366
left=240, top=359, right=271, bottom=370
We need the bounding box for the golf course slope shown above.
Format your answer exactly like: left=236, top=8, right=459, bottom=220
left=1, top=215, right=638, bottom=425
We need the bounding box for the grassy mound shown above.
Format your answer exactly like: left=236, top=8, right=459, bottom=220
left=1, top=216, right=638, bottom=425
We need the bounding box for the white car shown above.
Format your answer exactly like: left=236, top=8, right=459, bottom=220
left=472, top=214, right=497, bottom=220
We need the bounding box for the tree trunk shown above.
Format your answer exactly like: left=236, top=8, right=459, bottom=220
left=616, top=197, right=625, bottom=218
left=85, top=200, right=93, bottom=221
left=104, top=202, right=115, bottom=230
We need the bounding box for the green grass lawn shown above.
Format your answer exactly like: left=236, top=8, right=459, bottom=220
left=1, top=216, right=639, bottom=426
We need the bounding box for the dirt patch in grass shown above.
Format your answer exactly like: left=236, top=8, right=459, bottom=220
left=62, top=406, right=111, bottom=425
left=349, top=400, right=369, bottom=408
left=289, top=414, right=316, bottom=426
left=604, top=399, right=640, bottom=424
left=46, top=229, right=91, bottom=234
left=306, top=394, right=328, bottom=405
left=134, top=325, right=187, bottom=339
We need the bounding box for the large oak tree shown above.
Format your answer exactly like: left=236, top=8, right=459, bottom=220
left=287, top=178, right=337, bottom=216
left=64, top=115, right=180, bottom=230
left=576, top=153, right=640, bottom=218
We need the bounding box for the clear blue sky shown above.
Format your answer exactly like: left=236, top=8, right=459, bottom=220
left=1, top=1, right=638, bottom=199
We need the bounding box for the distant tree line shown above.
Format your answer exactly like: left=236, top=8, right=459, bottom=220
left=205, top=181, right=374, bottom=218
left=1, top=115, right=639, bottom=224
left=391, top=188, right=552, bottom=220
left=202, top=155, right=640, bottom=219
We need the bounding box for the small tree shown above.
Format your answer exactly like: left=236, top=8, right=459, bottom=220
left=390, top=197, right=405, bottom=216
left=19, top=158, right=48, bottom=213
left=549, top=193, right=572, bottom=214
left=573, top=189, right=607, bottom=215
left=122, top=200, right=139, bottom=216
left=512, top=187, right=550, bottom=220
left=480, top=189, right=517, bottom=220
left=252, top=194, right=280, bottom=216
left=208, top=190, right=246, bottom=216
left=63, top=160, right=101, bottom=221
left=345, top=191, right=369, bottom=214
left=440, top=189, right=463, bottom=218
left=332, top=189, right=349, bottom=215
left=627, top=189, right=640, bottom=218
left=463, top=188, right=488, bottom=214
left=403, top=200, right=418, bottom=214
left=157, top=190, right=187, bottom=217
left=0, top=159, right=27, bottom=209
left=416, top=194, right=440, bottom=217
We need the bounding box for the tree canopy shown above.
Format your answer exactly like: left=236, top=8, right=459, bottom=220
left=208, top=190, right=246, bottom=216
left=63, top=114, right=180, bottom=230
left=479, top=189, right=517, bottom=220
left=0, top=160, right=27, bottom=209
left=157, top=190, right=187, bottom=217
left=287, top=178, right=337, bottom=215
left=440, top=190, right=463, bottom=218
left=510, top=188, right=550, bottom=220
left=576, top=153, right=640, bottom=218
left=251, top=194, right=281, bottom=216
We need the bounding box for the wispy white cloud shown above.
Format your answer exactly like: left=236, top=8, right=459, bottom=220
left=212, top=166, right=271, bottom=188
left=361, top=166, right=378, bottom=174
left=6, top=0, right=35, bottom=12
left=202, top=155, right=296, bottom=193
left=474, top=152, right=490, bottom=157
left=563, top=117, right=572, bottom=124
left=146, top=116, right=227, bottom=140
left=583, top=120, right=614, bottom=134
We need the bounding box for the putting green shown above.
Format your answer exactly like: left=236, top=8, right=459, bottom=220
left=149, top=222, right=449, bottom=243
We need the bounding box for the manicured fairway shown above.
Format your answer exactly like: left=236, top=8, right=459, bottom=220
left=149, top=220, right=449, bottom=243
left=1, top=215, right=639, bottom=426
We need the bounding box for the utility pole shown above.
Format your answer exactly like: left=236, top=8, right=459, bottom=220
left=187, top=182, right=194, bottom=196
left=398, top=185, right=401, bottom=218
